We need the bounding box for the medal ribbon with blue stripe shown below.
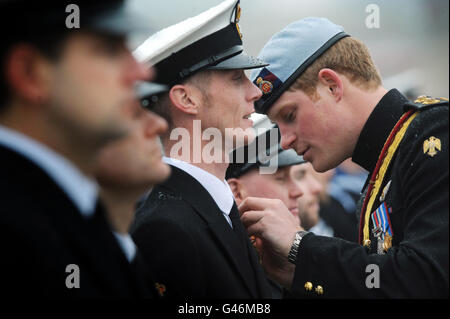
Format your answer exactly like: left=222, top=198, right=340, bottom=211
left=371, top=202, right=393, bottom=240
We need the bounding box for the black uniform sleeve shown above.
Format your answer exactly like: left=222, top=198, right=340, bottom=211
left=291, top=107, right=449, bottom=298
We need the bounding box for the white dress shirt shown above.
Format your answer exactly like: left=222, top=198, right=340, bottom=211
left=163, top=157, right=235, bottom=228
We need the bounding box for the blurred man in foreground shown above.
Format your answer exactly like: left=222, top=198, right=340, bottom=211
left=0, top=1, right=154, bottom=297
left=94, top=85, right=171, bottom=297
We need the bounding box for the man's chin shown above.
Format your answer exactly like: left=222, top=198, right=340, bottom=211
left=152, top=162, right=171, bottom=184
left=92, top=125, right=130, bottom=149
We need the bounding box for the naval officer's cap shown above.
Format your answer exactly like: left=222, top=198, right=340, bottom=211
left=134, top=0, right=268, bottom=89
left=250, top=17, right=350, bottom=114
left=226, top=126, right=305, bottom=179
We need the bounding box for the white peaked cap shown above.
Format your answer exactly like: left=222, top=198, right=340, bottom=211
left=133, top=0, right=267, bottom=86
left=134, top=0, right=237, bottom=65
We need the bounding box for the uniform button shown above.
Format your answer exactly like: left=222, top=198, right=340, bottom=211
left=304, top=282, right=313, bottom=291
left=315, top=285, right=323, bottom=295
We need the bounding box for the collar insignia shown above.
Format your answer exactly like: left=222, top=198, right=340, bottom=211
left=414, top=95, right=448, bottom=105
left=423, top=136, right=441, bottom=157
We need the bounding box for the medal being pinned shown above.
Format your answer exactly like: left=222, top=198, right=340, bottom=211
left=371, top=202, right=394, bottom=254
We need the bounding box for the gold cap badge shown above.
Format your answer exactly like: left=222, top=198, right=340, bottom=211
left=235, top=4, right=242, bottom=39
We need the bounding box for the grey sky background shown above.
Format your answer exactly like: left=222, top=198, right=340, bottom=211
left=130, top=0, right=449, bottom=97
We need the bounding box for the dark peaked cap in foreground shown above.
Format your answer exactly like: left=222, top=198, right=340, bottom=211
left=0, top=0, right=154, bottom=38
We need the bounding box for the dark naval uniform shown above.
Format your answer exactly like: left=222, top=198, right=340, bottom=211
left=131, top=166, right=272, bottom=298
left=0, top=145, right=159, bottom=298
left=290, top=89, right=448, bottom=298
left=129, top=0, right=270, bottom=299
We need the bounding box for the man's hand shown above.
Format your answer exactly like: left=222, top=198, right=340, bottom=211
left=239, top=197, right=302, bottom=288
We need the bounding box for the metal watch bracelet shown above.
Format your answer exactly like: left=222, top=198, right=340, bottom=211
left=287, top=231, right=309, bottom=264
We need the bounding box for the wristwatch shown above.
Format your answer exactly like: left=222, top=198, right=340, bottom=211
left=287, top=230, right=309, bottom=264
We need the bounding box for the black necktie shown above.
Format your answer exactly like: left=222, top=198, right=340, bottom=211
left=229, top=203, right=250, bottom=257
left=229, top=202, right=262, bottom=296
left=229, top=202, right=242, bottom=231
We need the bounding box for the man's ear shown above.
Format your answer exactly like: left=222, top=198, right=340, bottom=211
left=227, top=178, right=247, bottom=205
left=5, top=44, right=52, bottom=105
left=317, top=68, right=343, bottom=102
left=168, top=83, right=202, bottom=115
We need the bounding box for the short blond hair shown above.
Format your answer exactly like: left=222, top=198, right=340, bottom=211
left=289, top=37, right=382, bottom=99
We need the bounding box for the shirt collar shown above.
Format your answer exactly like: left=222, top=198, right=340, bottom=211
left=163, top=157, right=234, bottom=215
left=352, top=89, right=407, bottom=173
left=0, top=125, right=98, bottom=217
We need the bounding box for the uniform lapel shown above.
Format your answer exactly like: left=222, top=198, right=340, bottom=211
left=230, top=203, right=271, bottom=298
left=130, top=251, right=158, bottom=298
left=162, top=166, right=259, bottom=298
left=45, top=189, right=137, bottom=297
left=1, top=146, right=136, bottom=297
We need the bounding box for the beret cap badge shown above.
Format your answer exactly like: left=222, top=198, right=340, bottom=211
left=256, top=77, right=274, bottom=94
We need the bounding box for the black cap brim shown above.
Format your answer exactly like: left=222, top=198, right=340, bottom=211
left=136, top=81, right=168, bottom=110
left=208, top=52, right=268, bottom=71
left=135, top=81, right=168, bottom=100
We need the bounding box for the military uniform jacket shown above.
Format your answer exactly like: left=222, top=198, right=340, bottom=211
left=0, top=145, right=157, bottom=298
left=131, top=165, right=272, bottom=298
left=291, top=89, right=448, bottom=298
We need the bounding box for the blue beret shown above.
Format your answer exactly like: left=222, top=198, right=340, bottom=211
left=251, top=17, right=350, bottom=114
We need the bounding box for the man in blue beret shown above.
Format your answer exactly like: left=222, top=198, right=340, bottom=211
left=239, top=17, right=448, bottom=298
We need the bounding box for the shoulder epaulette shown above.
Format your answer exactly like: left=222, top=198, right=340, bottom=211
left=404, top=95, right=449, bottom=112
